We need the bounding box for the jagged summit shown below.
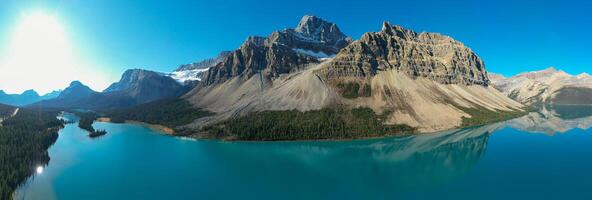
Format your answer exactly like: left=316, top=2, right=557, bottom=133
left=202, top=15, right=352, bottom=85
left=175, top=51, right=231, bottom=72
left=293, top=15, right=349, bottom=46
left=325, top=22, right=489, bottom=86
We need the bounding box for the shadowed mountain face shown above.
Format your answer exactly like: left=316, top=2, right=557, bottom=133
left=34, top=69, right=188, bottom=110
left=550, top=87, right=592, bottom=105
left=33, top=81, right=98, bottom=108
left=103, top=69, right=187, bottom=103
left=0, top=103, right=15, bottom=118
left=0, top=89, right=60, bottom=106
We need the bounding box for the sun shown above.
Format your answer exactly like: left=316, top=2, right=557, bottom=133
left=0, top=11, right=109, bottom=94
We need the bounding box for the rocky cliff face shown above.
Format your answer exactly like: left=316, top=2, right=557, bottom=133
left=170, top=51, right=232, bottom=83
left=490, top=67, right=592, bottom=105
left=175, top=51, right=232, bottom=72
left=202, top=16, right=351, bottom=86
left=323, top=22, right=489, bottom=86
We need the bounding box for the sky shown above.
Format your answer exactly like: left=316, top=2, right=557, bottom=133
left=0, top=0, right=590, bottom=94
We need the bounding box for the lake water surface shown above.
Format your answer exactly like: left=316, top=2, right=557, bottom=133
left=14, top=105, right=592, bottom=199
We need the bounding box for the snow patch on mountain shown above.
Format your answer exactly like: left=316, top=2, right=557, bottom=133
left=292, top=48, right=334, bottom=58
left=169, top=68, right=210, bottom=83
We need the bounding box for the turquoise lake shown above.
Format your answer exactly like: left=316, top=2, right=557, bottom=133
left=14, top=105, right=592, bottom=199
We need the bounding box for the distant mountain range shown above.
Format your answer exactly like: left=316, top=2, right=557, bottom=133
left=0, top=89, right=60, bottom=106
left=34, top=69, right=189, bottom=109
left=490, top=67, right=592, bottom=105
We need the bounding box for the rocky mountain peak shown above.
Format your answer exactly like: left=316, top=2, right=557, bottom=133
left=175, top=51, right=231, bottom=72
left=516, top=67, right=570, bottom=80
left=202, top=15, right=351, bottom=86
left=294, top=15, right=347, bottom=44
left=577, top=73, right=591, bottom=79
left=243, top=36, right=267, bottom=48
left=59, top=81, right=96, bottom=99
left=381, top=21, right=393, bottom=33
left=324, top=22, right=489, bottom=86
left=21, top=89, right=39, bottom=97
left=104, top=69, right=174, bottom=93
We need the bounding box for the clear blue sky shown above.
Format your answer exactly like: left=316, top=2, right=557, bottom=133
left=1, top=0, right=590, bottom=88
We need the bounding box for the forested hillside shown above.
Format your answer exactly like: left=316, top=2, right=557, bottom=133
left=0, top=107, right=64, bottom=199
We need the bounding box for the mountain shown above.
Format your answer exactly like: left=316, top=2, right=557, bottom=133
left=183, top=16, right=523, bottom=136
left=34, top=81, right=98, bottom=108
left=0, top=89, right=60, bottom=106
left=103, top=69, right=188, bottom=104
left=323, top=22, right=489, bottom=85
left=35, top=69, right=189, bottom=109
left=169, top=51, right=231, bottom=84
left=201, top=15, right=352, bottom=86
left=490, top=67, right=592, bottom=105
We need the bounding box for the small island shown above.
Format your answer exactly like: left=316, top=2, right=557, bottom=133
left=77, top=112, right=108, bottom=138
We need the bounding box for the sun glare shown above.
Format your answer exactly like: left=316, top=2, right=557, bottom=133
left=0, top=11, right=108, bottom=94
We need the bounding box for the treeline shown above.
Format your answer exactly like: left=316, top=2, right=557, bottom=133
left=0, top=107, right=64, bottom=199
left=336, top=82, right=372, bottom=99
left=73, top=111, right=107, bottom=138
left=106, top=99, right=212, bottom=129
left=458, top=105, right=528, bottom=127
left=203, top=107, right=415, bottom=141
left=0, top=104, right=14, bottom=117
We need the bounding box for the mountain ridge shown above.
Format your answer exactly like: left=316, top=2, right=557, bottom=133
left=490, top=67, right=592, bottom=105
left=183, top=16, right=524, bottom=135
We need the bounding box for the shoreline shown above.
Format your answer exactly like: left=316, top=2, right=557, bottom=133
left=98, top=111, right=528, bottom=142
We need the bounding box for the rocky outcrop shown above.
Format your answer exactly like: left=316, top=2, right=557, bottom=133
left=175, top=51, right=232, bottom=72
left=490, top=67, right=592, bottom=105
left=269, top=15, right=351, bottom=56
left=323, top=22, right=489, bottom=86
left=201, top=16, right=351, bottom=86
left=170, top=51, right=232, bottom=83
